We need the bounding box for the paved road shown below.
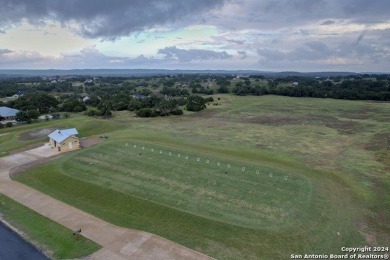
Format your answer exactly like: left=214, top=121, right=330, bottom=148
left=0, top=221, right=49, bottom=260
left=0, top=143, right=211, bottom=260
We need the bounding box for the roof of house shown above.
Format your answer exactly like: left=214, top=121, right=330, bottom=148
left=48, top=128, right=78, bottom=143
left=132, top=93, right=146, bottom=99
left=0, top=106, right=20, bottom=117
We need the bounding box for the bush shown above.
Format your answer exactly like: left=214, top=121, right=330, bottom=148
left=0, top=123, right=4, bottom=129
left=6, top=122, right=13, bottom=127
left=170, top=109, right=183, bottom=115
left=85, top=109, right=101, bottom=116
left=64, top=113, right=70, bottom=118
left=217, top=85, right=229, bottom=93
left=204, top=97, right=214, bottom=103
left=176, top=97, right=187, bottom=106
left=136, top=108, right=155, bottom=117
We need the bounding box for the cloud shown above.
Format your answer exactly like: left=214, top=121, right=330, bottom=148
left=321, top=20, right=336, bottom=26
left=0, top=49, right=13, bottom=54
left=0, top=49, right=57, bottom=68
left=210, top=0, right=390, bottom=31
left=237, top=50, right=247, bottom=59
left=0, top=0, right=225, bottom=39
left=227, top=39, right=245, bottom=45
left=158, top=46, right=232, bottom=62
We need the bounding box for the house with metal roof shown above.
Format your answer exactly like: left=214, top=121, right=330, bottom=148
left=0, top=106, right=20, bottom=121
left=48, top=128, right=80, bottom=152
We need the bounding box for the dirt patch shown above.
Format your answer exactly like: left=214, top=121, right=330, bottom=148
left=18, top=128, right=59, bottom=141
left=80, top=138, right=103, bottom=148
left=9, top=143, right=45, bottom=155
left=340, top=106, right=380, bottom=120
left=241, top=114, right=359, bottom=134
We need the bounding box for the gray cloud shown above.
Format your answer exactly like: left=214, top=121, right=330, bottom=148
left=227, top=39, right=245, bottom=45
left=237, top=50, right=247, bottom=59
left=212, top=0, right=390, bottom=30
left=0, top=49, right=13, bottom=54
left=321, top=20, right=336, bottom=26
left=158, top=46, right=232, bottom=62
left=0, top=0, right=225, bottom=39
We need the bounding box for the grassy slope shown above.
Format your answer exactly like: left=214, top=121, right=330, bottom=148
left=7, top=95, right=390, bottom=258
left=0, top=194, right=101, bottom=259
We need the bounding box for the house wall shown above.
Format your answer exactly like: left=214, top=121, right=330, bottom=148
left=49, top=138, right=56, bottom=148
left=50, top=136, right=80, bottom=152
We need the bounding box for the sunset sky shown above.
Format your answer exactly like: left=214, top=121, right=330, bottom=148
left=0, top=0, right=389, bottom=72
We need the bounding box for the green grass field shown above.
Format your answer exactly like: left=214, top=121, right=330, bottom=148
left=5, top=95, right=390, bottom=259
left=0, top=194, right=100, bottom=259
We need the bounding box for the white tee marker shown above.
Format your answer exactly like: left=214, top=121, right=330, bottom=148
left=197, top=158, right=200, bottom=162
left=242, top=167, right=245, bottom=172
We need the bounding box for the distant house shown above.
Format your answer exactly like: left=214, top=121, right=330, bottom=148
left=0, top=106, right=20, bottom=123
left=82, top=96, right=90, bottom=102
left=292, top=81, right=299, bottom=86
left=132, top=93, right=146, bottom=100
left=48, top=128, right=80, bottom=152
left=9, top=91, right=23, bottom=99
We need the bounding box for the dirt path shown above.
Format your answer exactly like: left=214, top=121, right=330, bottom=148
left=0, top=143, right=212, bottom=260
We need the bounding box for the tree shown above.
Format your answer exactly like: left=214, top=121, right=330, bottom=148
left=13, top=93, right=59, bottom=114
left=16, top=111, right=30, bottom=123
left=61, top=99, right=87, bottom=112
left=186, top=95, right=206, bottom=112
left=27, top=110, right=40, bottom=122
left=97, top=95, right=113, bottom=117
left=217, top=85, right=229, bottom=93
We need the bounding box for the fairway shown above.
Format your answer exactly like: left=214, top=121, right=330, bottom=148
left=59, top=140, right=311, bottom=229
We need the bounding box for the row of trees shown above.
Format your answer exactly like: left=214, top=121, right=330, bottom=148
left=232, top=79, right=390, bottom=101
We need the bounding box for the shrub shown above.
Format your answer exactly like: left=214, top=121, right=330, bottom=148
left=6, top=122, right=13, bottom=127
left=204, top=97, right=214, bottom=103
left=170, top=109, right=183, bottom=115
left=136, top=108, right=155, bottom=117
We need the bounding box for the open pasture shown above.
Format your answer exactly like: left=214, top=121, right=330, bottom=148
left=10, top=95, right=390, bottom=258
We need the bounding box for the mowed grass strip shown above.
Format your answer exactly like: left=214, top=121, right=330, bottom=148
left=0, top=194, right=101, bottom=259
left=15, top=155, right=364, bottom=259
left=59, top=140, right=312, bottom=229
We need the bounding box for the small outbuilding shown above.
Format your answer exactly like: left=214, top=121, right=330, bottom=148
left=48, top=128, right=80, bottom=152
left=0, top=106, right=20, bottom=121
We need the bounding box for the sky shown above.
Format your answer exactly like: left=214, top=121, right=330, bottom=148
left=0, top=0, right=389, bottom=72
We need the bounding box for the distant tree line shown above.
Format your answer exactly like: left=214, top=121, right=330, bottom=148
left=232, top=78, right=390, bottom=101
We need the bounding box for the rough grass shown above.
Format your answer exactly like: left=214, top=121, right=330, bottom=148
left=8, top=95, right=390, bottom=258
left=0, top=194, right=101, bottom=259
